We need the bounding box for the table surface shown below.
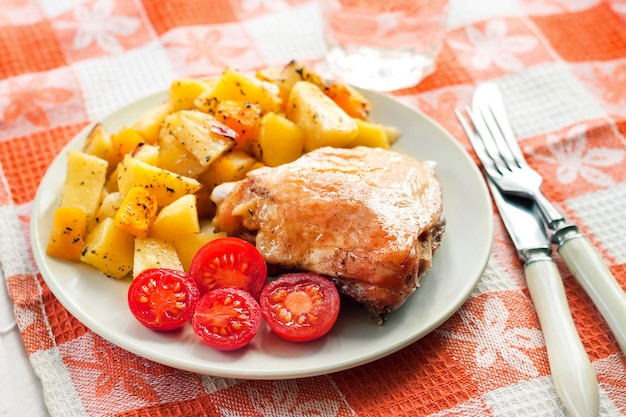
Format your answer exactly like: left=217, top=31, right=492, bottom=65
left=1, top=1, right=625, bottom=416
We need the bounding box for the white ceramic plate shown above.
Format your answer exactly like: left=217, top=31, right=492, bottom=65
left=31, top=89, right=493, bottom=379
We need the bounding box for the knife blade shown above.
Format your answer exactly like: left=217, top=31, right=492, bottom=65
left=487, top=179, right=599, bottom=417
left=475, top=82, right=626, bottom=356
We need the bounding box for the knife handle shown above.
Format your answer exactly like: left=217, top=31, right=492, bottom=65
left=525, top=256, right=599, bottom=417
left=557, top=233, right=626, bottom=355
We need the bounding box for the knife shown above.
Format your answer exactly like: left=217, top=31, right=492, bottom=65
left=475, top=82, right=626, bottom=356
left=487, top=178, right=599, bottom=417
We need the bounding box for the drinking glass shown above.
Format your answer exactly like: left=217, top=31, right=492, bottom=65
left=320, top=0, right=449, bottom=91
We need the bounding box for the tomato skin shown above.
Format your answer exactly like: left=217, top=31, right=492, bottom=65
left=189, top=237, right=268, bottom=299
left=259, top=273, right=340, bottom=342
left=192, top=287, right=261, bottom=351
left=128, top=268, right=199, bottom=332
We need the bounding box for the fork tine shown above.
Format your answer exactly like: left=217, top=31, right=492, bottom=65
left=463, top=106, right=509, bottom=176
left=482, top=87, right=528, bottom=169
left=454, top=108, right=501, bottom=180
left=475, top=101, right=519, bottom=171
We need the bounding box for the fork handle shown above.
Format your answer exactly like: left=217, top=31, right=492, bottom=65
left=525, top=255, right=599, bottom=417
left=556, top=231, right=626, bottom=355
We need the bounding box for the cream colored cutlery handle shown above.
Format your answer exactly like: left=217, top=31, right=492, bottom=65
left=525, top=257, right=599, bottom=417
left=558, top=234, right=626, bottom=355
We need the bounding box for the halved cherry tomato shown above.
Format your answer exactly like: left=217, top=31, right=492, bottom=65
left=128, top=268, right=199, bottom=331
left=192, top=287, right=261, bottom=351
left=189, top=237, right=267, bottom=298
left=259, top=272, right=340, bottom=342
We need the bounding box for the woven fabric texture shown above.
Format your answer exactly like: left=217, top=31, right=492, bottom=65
left=1, top=1, right=625, bottom=416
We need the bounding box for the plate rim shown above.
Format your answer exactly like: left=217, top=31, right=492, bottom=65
left=30, top=88, right=493, bottom=379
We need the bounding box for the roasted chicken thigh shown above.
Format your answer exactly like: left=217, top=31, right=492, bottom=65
left=212, top=146, right=445, bottom=322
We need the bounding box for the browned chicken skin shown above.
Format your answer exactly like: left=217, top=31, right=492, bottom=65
left=212, top=146, right=445, bottom=323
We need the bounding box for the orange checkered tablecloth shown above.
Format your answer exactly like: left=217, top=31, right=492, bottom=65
left=1, top=1, right=626, bottom=416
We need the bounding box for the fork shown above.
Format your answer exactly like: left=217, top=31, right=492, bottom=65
left=455, top=82, right=626, bottom=356
left=458, top=84, right=564, bottom=229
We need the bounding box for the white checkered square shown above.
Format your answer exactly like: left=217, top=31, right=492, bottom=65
left=427, top=397, right=492, bottom=416
left=492, top=63, right=608, bottom=140
left=565, top=181, right=626, bottom=263
left=38, top=0, right=85, bottom=18
left=159, top=24, right=265, bottom=78
left=482, top=376, right=567, bottom=416
left=471, top=259, right=521, bottom=297
left=447, top=0, right=606, bottom=30
left=199, top=374, right=240, bottom=394
left=448, top=0, right=522, bottom=30
left=30, top=347, right=88, bottom=416
left=483, top=373, right=624, bottom=416
left=0, top=206, right=39, bottom=277
left=73, top=40, right=175, bottom=120
left=243, top=3, right=327, bottom=65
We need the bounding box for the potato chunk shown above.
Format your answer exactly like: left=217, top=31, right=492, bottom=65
left=113, top=186, right=159, bottom=238
left=194, top=68, right=282, bottom=114
left=347, top=119, right=390, bottom=149
left=275, top=60, right=325, bottom=106
left=81, top=217, right=134, bottom=278
left=133, top=238, right=183, bottom=278
left=117, top=154, right=202, bottom=207
left=94, top=191, right=122, bottom=224
left=286, top=81, right=358, bottom=152
left=254, top=112, right=304, bottom=166
left=131, top=101, right=171, bottom=144
left=174, top=231, right=227, bottom=272
left=111, top=128, right=145, bottom=161
left=149, top=194, right=200, bottom=240
left=214, top=100, right=261, bottom=153
left=169, top=78, right=211, bottom=112
left=199, top=150, right=258, bottom=188
left=160, top=110, right=236, bottom=169
left=131, top=143, right=160, bottom=166
left=383, top=125, right=402, bottom=145
left=157, top=131, right=207, bottom=178
left=81, top=124, right=117, bottom=174
left=61, top=150, right=108, bottom=224
left=46, top=207, right=87, bottom=262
